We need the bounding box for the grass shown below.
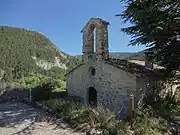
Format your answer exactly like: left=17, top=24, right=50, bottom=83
left=133, top=100, right=180, bottom=135
left=46, top=99, right=127, bottom=135
left=45, top=84, right=180, bottom=135
left=152, top=101, right=180, bottom=118
left=132, top=106, right=170, bottom=135
left=45, top=99, right=180, bottom=135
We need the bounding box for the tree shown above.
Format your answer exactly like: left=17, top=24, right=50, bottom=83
left=2, top=67, right=13, bottom=87
left=0, top=26, right=79, bottom=83
left=117, top=0, right=180, bottom=71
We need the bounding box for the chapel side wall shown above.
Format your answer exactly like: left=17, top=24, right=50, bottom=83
left=92, top=61, right=137, bottom=115
left=66, top=64, right=91, bottom=103
left=135, top=75, right=172, bottom=104
left=136, top=76, right=150, bottom=105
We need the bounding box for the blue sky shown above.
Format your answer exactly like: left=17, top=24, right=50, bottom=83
left=0, top=0, right=146, bottom=55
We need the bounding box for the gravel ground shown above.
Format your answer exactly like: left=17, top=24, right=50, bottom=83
left=0, top=102, right=85, bottom=135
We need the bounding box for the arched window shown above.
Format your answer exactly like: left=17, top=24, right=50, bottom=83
left=89, top=67, right=96, bottom=76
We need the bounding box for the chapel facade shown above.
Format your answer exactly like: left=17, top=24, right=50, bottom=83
left=66, top=18, right=163, bottom=117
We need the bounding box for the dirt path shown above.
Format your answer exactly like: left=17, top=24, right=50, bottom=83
left=0, top=102, right=85, bottom=135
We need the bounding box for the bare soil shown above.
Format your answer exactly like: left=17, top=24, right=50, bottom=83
left=0, top=102, right=85, bottom=135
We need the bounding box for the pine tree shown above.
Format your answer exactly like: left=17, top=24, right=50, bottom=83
left=117, top=0, right=180, bottom=71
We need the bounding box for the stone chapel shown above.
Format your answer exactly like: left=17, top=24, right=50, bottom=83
left=66, top=18, right=164, bottom=116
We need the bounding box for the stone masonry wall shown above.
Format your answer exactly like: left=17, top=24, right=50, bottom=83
left=92, top=62, right=136, bottom=114
left=66, top=61, right=137, bottom=117
left=66, top=64, right=92, bottom=104
left=82, top=18, right=109, bottom=62
left=0, top=88, right=30, bottom=103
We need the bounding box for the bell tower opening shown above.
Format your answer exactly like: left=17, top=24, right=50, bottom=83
left=89, top=24, right=96, bottom=54
left=93, top=27, right=96, bottom=53
left=81, top=18, right=110, bottom=62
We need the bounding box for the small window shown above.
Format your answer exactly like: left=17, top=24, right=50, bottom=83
left=91, top=68, right=96, bottom=76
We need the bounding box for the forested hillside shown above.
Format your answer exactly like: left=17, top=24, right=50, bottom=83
left=109, top=52, right=145, bottom=60
left=75, top=51, right=145, bottom=61
left=0, top=26, right=80, bottom=87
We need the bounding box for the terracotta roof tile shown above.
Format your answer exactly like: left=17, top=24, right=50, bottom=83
left=65, top=58, right=165, bottom=77
left=105, top=58, right=165, bottom=76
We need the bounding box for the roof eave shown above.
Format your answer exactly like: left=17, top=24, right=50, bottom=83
left=81, top=18, right=110, bottom=33
left=65, top=63, right=85, bottom=77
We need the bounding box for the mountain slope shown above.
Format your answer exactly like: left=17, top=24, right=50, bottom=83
left=0, top=26, right=80, bottom=81
left=109, top=52, right=145, bottom=60
left=75, top=52, right=145, bottom=61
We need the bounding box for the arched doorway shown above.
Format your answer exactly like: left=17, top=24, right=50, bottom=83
left=88, top=87, right=97, bottom=106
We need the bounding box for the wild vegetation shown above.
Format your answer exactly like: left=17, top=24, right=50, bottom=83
left=75, top=51, right=145, bottom=61
left=0, top=26, right=81, bottom=88
left=45, top=98, right=180, bottom=135
left=38, top=77, right=180, bottom=134
left=117, top=0, right=180, bottom=72
left=114, top=1, right=180, bottom=133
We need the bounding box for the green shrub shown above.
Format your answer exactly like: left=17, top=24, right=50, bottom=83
left=32, top=80, right=57, bottom=101
left=87, top=106, right=127, bottom=134
left=46, top=99, right=127, bottom=134
left=47, top=99, right=89, bottom=124
left=165, top=103, right=180, bottom=113
left=47, top=99, right=177, bottom=135
left=133, top=106, right=169, bottom=135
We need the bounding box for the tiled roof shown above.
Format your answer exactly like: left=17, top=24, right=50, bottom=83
left=65, top=58, right=165, bottom=77
left=105, top=58, right=165, bottom=76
